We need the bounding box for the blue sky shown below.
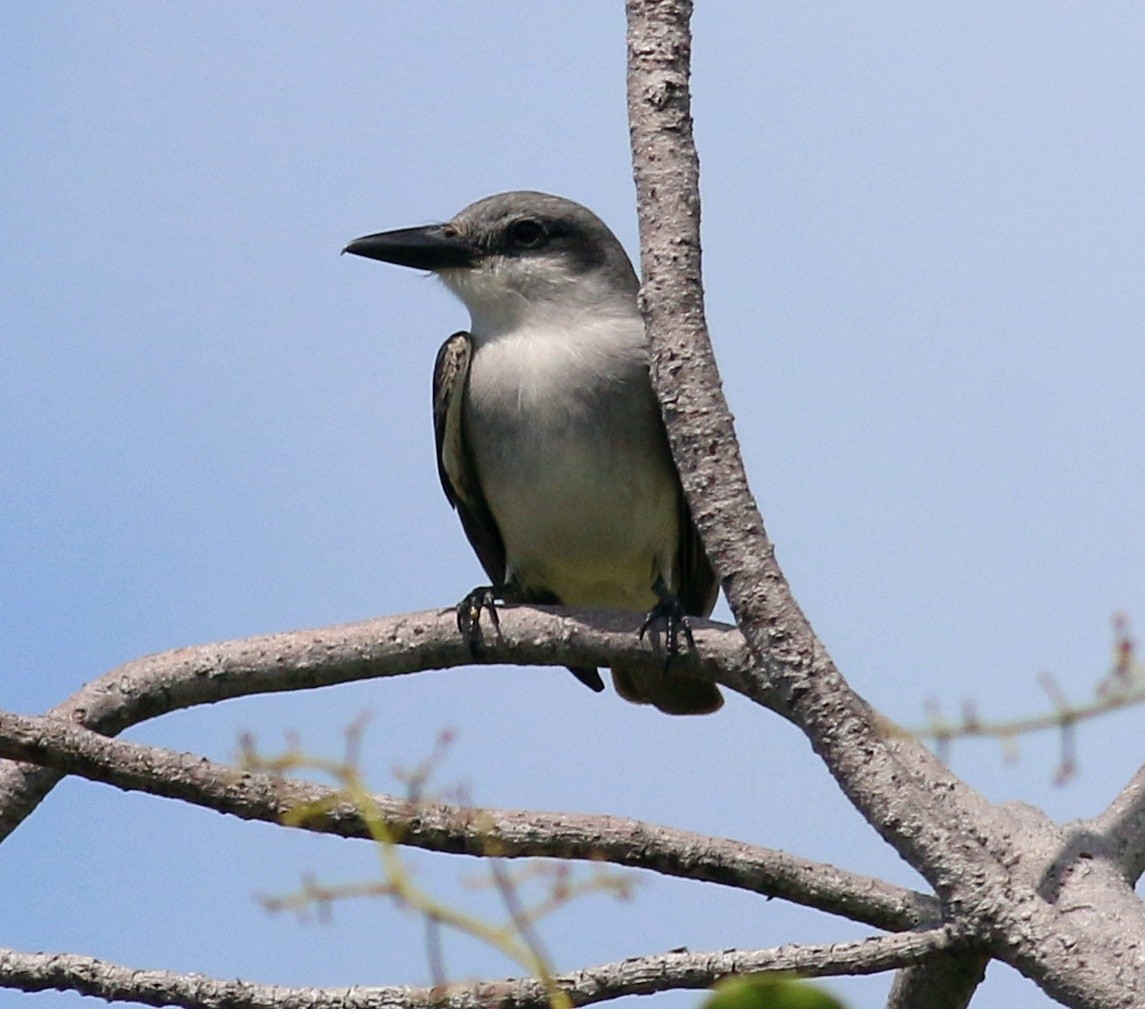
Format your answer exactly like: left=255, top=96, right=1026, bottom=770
left=3, top=5, right=1144, bottom=1008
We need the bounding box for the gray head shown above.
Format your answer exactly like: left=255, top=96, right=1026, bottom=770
left=344, top=191, right=639, bottom=336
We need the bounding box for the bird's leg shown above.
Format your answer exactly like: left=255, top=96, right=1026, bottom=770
left=638, top=576, right=697, bottom=673
left=455, top=584, right=511, bottom=656
left=456, top=577, right=537, bottom=656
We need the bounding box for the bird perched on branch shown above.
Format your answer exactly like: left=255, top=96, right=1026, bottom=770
left=345, top=191, right=721, bottom=714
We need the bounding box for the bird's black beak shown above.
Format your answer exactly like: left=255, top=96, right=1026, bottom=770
left=342, top=224, right=477, bottom=271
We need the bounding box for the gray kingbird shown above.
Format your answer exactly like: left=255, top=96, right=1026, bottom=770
left=345, top=191, right=722, bottom=715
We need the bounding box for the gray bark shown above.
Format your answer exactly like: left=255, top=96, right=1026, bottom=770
left=0, top=5, right=1141, bottom=1009
left=624, top=1, right=1145, bottom=1007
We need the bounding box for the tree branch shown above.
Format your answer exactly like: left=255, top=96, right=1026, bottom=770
left=0, top=929, right=964, bottom=1009
left=1091, top=763, right=1145, bottom=882
left=0, top=709, right=937, bottom=933
left=624, top=2, right=1145, bottom=1005
left=625, top=0, right=996, bottom=902
left=885, top=955, right=990, bottom=1009
left=0, top=8, right=1136, bottom=1008
left=0, top=606, right=751, bottom=843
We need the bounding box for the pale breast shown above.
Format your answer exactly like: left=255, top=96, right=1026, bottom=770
left=464, top=321, right=679, bottom=610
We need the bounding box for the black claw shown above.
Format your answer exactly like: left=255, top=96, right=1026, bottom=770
left=639, top=578, right=697, bottom=673
left=456, top=585, right=504, bottom=656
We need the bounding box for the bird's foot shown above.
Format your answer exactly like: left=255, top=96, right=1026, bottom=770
left=638, top=577, right=697, bottom=673
left=455, top=585, right=506, bottom=656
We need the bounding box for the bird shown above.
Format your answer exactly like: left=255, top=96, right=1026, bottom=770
left=344, top=191, right=722, bottom=715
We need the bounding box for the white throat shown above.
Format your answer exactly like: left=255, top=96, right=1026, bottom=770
left=439, top=258, right=638, bottom=343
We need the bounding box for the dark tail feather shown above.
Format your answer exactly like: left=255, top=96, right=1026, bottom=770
left=567, top=666, right=606, bottom=692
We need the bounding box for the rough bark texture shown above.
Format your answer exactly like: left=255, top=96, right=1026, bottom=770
left=1, top=6, right=1143, bottom=1009
left=886, top=955, right=989, bottom=1009
left=624, top=1, right=1145, bottom=1006
left=0, top=606, right=750, bottom=842
left=0, top=930, right=961, bottom=1009
left=0, top=708, right=937, bottom=932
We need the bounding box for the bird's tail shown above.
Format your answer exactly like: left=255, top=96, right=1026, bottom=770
left=611, top=666, right=723, bottom=716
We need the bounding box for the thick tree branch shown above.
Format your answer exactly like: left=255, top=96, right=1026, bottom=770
left=624, top=2, right=1145, bottom=1006
left=1091, top=763, right=1145, bottom=882
left=0, top=929, right=964, bottom=1009
left=885, top=955, right=990, bottom=1009
left=626, top=0, right=996, bottom=903
left=0, top=709, right=936, bottom=933
left=0, top=9, right=1135, bottom=1009
left=0, top=606, right=751, bottom=843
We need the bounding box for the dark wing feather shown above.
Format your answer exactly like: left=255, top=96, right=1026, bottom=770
left=675, top=488, right=719, bottom=617
left=432, top=332, right=506, bottom=585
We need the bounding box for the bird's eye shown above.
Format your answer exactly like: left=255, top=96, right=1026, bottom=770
left=508, top=219, right=547, bottom=249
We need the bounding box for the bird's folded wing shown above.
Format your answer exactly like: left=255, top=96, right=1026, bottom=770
left=432, top=331, right=507, bottom=585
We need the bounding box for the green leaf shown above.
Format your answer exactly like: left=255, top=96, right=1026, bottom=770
left=701, top=975, right=848, bottom=1009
